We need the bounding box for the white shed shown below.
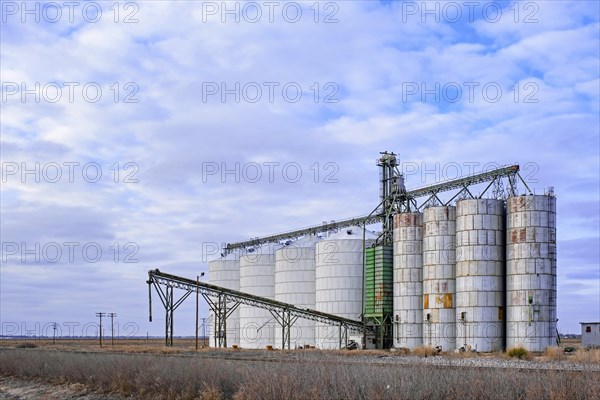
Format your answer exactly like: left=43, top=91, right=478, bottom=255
left=580, top=322, right=600, bottom=348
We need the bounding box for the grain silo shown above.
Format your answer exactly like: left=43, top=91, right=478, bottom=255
left=208, top=252, right=240, bottom=347
left=422, top=206, right=456, bottom=351
left=315, top=227, right=376, bottom=349
left=506, top=194, right=557, bottom=351
left=274, top=235, right=321, bottom=349
left=239, top=244, right=278, bottom=349
left=393, top=212, right=424, bottom=349
left=455, top=199, right=505, bottom=352
left=364, top=244, right=394, bottom=348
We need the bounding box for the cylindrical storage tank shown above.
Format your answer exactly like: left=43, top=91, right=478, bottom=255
left=422, top=206, right=456, bottom=351
left=208, top=252, right=240, bottom=347
left=239, top=244, right=278, bottom=349
left=455, top=199, right=505, bottom=352
left=315, top=228, right=376, bottom=349
left=393, top=212, right=424, bottom=349
left=274, top=235, right=321, bottom=349
left=506, top=194, right=557, bottom=351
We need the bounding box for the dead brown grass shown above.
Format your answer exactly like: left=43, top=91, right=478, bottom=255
left=332, top=349, right=390, bottom=357
left=0, top=338, right=209, bottom=350
left=571, top=348, right=600, bottom=364
left=1, top=348, right=599, bottom=400
left=198, top=384, right=223, bottom=400
left=0, top=338, right=214, bottom=356
left=561, top=338, right=582, bottom=348
left=411, top=346, right=439, bottom=357
left=443, top=349, right=479, bottom=359
left=544, top=346, right=566, bottom=361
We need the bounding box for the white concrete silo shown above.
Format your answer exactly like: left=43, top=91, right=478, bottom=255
left=315, top=227, right=376, bottom=349
left=506, top=194, right=557, bottom=351
left=274, top=235, right=321, bottom=349
left=393, top=212, right=424, bottom=349
left=239, top=244, right=279, bottom=349
left=455, top=199, right=505, bottom=352
left=208, top=252, right=240, bottom=347
left=422, top=206, right=456, bottom=351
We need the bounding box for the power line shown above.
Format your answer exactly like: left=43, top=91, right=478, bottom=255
left=52, top=322, right=58, bottom=345
left=108, top=313, right=117, bottom=346
left=95, top=312, right=106, bottom=347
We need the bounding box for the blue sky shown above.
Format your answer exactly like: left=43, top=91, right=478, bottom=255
left=1, top=1, right=598, bottom=338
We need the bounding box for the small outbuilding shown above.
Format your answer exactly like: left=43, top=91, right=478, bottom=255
left=580, top=322, right=600, bottom=348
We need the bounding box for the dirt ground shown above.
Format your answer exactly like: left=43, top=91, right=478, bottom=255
left=0, top=376, right=123, bottom=400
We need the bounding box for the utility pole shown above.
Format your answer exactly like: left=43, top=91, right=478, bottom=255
left=108, top=313, right=117, bottom=346
left=196, top=272, right=205, bottom=351
left=196, top=275, right=199, bottom=351
left=95, top=312, right=106, bottom=347
left=52, top=323, right=57, bottom=345
left=202, top=317, right=208, bottom=345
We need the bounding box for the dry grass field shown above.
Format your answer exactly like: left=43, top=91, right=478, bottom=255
left=1, top=338, right=599, bottom=400
left=0, top=338, right=209, bottom=354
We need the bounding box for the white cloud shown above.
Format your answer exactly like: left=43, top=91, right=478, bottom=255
left=1, top=0, right=598, bottom=335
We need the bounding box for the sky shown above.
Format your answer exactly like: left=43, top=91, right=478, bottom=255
left=1, top=0, right=598, bottom=339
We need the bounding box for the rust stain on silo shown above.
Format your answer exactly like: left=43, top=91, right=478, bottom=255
left=394, top=213, right=421, bottom=228
left=443, top=294, right=453, bottom=308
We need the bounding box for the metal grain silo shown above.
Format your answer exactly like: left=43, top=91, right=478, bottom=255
left=423, top=206, right=456, bottom=351
left=455, top=199, right=505, bottom=352
left=315, top=227, right=376, bottom=349
left=506, top=194, right=557, bottom=351
left=393, top=212, right=424, bottom=349
left=239, top=244, right=278, bottom=349
left=208, top=252, right=240, bottom=347
left=274, top=235, right=321, bottom=349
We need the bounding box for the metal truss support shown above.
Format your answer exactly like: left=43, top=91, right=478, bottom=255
left=492, top=177, right=505, bottom=200
left=509, top=172, right=533, bottom=197
left=148, top=280, right=193, bottom=346
left=202, top=292, right=240, bottom=348
left=363, top=315, right=393, bottom=349
left=269, top=308, right=299, bottom=349
left=508, top=174, right=518, bottom=197
left=338, top=323, right=350, bottom=349
left=147, top=269, right=370, bottom=349
left=377, top=152, right=407, bottom=246
left=443, top=185, right=471, bottom=207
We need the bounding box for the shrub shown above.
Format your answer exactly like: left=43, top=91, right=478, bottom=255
left=411, top=346, right=438, bottom=357
left=507, top=346, right=530, bottom=359
left=391, top=347, right=410, bottom=355
left=544, top=346, right=565, bottom=361
left=15, top=342, right=37, bottom=349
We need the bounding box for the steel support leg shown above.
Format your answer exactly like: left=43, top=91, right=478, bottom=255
left=165, top=285, right=174, bottom=346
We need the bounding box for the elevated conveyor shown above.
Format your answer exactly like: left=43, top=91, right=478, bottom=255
left=225, top=164, right=527, bottom=252
left=147, top=269, right=369, bottom=349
